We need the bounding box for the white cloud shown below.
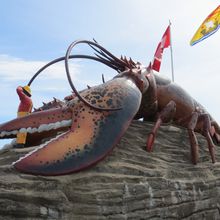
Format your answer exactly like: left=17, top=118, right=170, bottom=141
left=0, top=54, right=80, bottom=82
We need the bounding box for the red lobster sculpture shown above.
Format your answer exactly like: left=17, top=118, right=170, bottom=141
left=0, top=40, right=219, bottom=176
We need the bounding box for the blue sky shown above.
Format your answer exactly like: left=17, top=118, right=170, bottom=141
left=1, top=0, right=220, bottom=147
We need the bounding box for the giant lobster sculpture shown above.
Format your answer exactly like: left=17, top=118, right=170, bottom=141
left=0, top=40, right=219, bottom=175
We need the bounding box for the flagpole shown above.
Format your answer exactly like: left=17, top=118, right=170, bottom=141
left=169, top=20, right=175, bottom=82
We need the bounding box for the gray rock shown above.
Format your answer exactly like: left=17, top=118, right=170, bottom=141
left=0, top=121, right=220, bottom=219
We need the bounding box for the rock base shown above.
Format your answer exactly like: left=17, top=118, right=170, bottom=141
left=0, top=121, right=220, bottom=219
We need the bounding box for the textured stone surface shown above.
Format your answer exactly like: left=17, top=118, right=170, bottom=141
left=0, top=121, right=220, bottom=219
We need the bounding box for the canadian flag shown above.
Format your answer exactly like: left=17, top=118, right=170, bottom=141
left=152, top=25, right=171, bottom=72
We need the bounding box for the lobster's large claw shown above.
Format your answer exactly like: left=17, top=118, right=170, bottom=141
left=13, top=78, right=142, bottom=175
left=0, top=107, right=72, bottom=149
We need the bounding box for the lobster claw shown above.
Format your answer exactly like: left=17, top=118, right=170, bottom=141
left=13, top=78, right=142, bottom=175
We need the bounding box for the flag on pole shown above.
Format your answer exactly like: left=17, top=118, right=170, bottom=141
left=190, top=5, right=220, bottom=46
left=152, top=25, right=171, bottom=72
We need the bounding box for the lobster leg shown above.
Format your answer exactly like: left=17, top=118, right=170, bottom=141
left=200, top=114, right=215, bottom=163
left=147, top=100, right=176, bottom=151
left=187, top=112, right=199, bottom=164
left=211, top=121, right=220, bottom=144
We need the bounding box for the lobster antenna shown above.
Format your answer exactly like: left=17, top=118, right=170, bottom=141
left=28, top=40, right=136, bottom=87
left=27, top=39, right=139, bottom=111
left=64, top=40, right=125, bottom=111
left=89, top=44, right=122, bottom=68
left=89, top=39, right=127, bottom=67
left=28, top=55, right=120, bottom=86
left=88, top=39, right=127, bottom=72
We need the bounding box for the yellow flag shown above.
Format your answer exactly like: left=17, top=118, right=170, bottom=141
left=190, top=5, right=220, bottom=46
